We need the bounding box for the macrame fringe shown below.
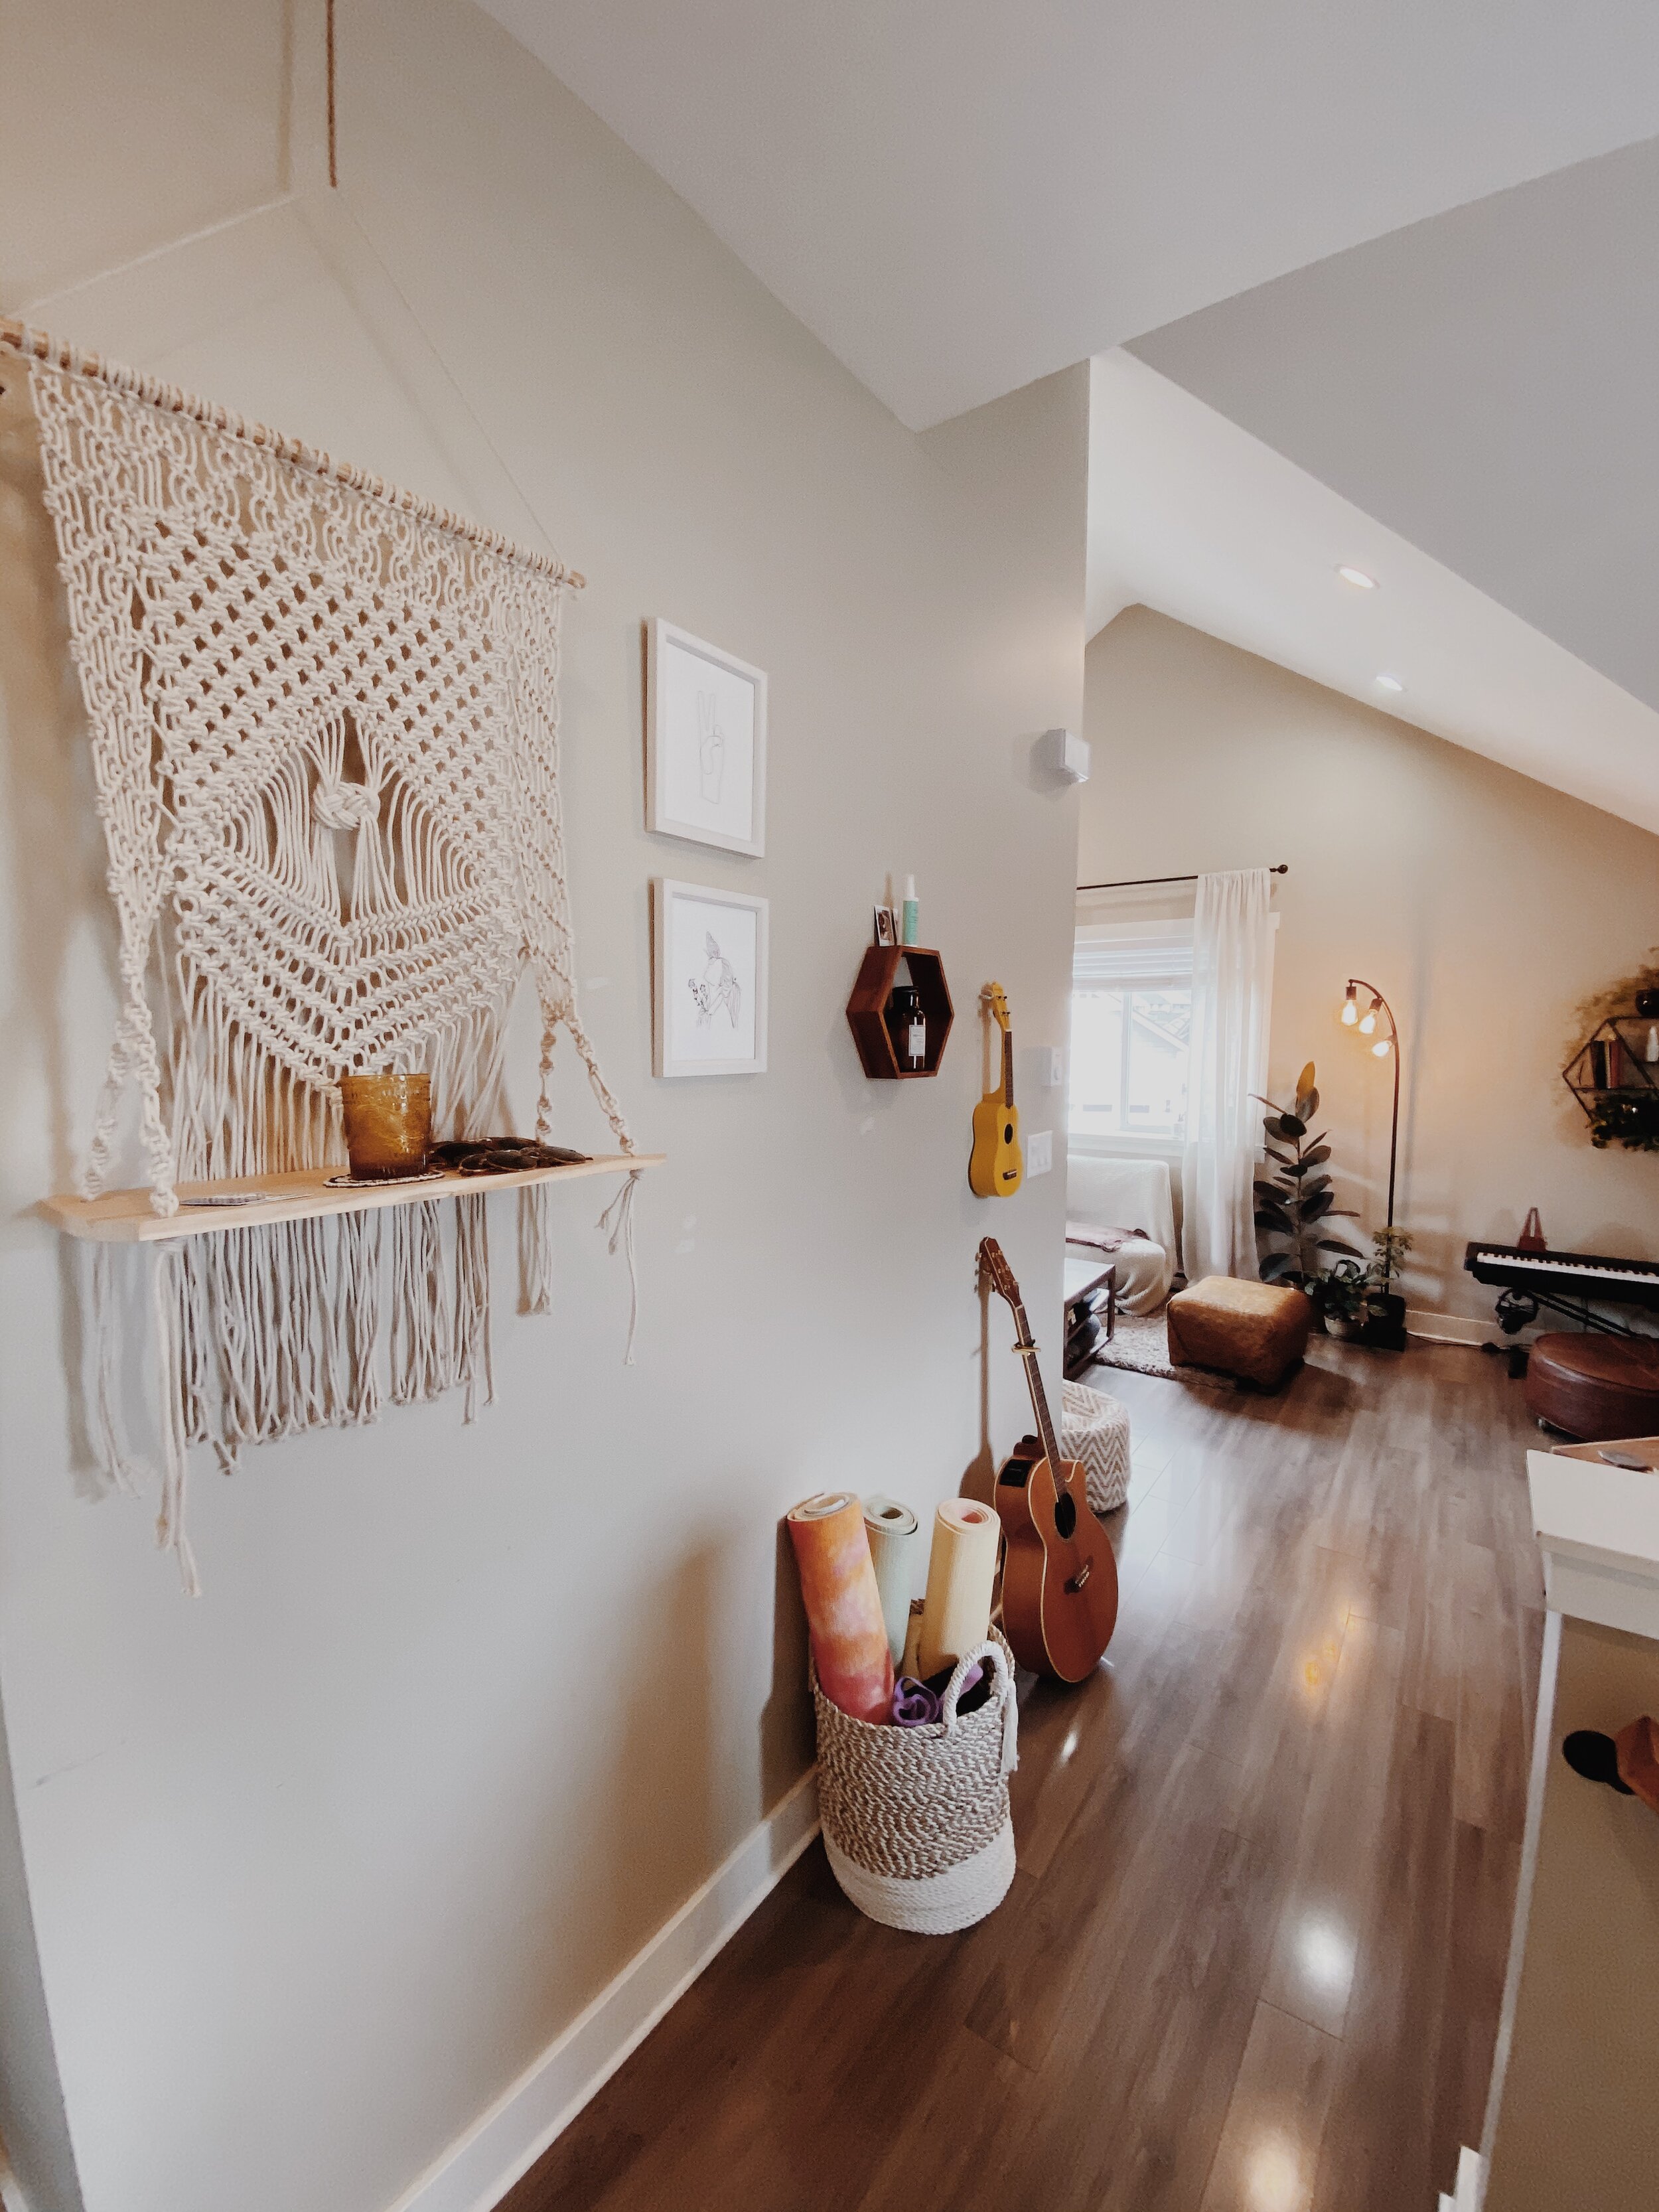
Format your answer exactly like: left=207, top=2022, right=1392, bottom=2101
left=598, top=1171, right=643, bottom=1368
left=88, top=1246, right=143, bottom=1497
left=153, top=1249, right=200, bottom=1597
left=519, top=1183, right=555, bottom=1315
left=453, top=1194, right=494, bottom=1421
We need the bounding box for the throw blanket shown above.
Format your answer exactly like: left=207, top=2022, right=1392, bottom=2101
left=1067, top=1220, right=1150, bottom=1254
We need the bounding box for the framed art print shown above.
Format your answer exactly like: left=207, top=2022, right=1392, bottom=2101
left=646, top=619, right=768, bottom=857
left=652, top=879, right=769, bottom=1078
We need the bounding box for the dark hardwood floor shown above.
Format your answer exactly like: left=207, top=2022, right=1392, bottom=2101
left=501, top=1339, right=1542, bottom=2212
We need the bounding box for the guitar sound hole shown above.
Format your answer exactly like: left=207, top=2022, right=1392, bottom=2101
left=1054, top=1491, right=1077, bottom=1540
left=1004, top=1123, right=1013, bottom=1143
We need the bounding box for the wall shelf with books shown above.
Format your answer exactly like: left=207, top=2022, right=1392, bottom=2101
left=1563, top=1015, right=1659, bottom=1149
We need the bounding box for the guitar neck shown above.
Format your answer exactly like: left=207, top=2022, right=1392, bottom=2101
left=1011, top=1297, right=1060, bottom=1471
left=1002, top=1027, right=1014, bottom=1108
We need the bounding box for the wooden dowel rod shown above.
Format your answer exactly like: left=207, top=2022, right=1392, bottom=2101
left=0, top=315, right=585, bottom=589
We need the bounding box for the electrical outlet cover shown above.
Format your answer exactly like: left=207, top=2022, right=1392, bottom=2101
left=1026, top=1130, right=1052, bottom=1177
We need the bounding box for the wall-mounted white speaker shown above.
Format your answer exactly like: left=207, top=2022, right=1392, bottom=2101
left=1039, top=727, right=1090, bottom=784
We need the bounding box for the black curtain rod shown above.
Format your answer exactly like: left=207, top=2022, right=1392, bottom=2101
left=1077, top=863, right=1289, bottom=892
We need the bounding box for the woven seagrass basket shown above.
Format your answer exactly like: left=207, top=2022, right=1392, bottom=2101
left=810, top=1629, right=1019, bottom=1934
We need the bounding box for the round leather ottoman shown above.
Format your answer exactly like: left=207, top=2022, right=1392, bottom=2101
left=1524, top=1332, right=1659, bottom=1441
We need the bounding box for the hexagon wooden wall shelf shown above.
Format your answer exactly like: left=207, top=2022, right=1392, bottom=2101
left=845, top=945, right=954, bottom=1078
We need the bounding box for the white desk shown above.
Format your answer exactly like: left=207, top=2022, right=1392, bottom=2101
left=1528, top=1435, right=1659, bottom=1639
left=1469, top=1438, right=1659, bottom=2212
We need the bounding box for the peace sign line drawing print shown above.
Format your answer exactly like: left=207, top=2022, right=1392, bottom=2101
left=646, top=619, right=767, bottom=857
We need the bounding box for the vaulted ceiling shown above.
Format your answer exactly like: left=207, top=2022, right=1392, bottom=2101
left=480, top=2, right=1659, bottom=828
left=478, top=1, right=1659, bottom=429
left=1129, top=135, right=1659, bottom=722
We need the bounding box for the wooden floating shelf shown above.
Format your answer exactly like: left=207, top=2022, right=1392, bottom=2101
left=845, top=944, right=954, bottom=1078
left=40, top=1152, right=665, bottom=1244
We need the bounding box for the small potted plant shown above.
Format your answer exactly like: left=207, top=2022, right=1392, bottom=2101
left=1362, top=1227, right=1413, bottom=1350
left=1320, top=1258, right=1370, bottom=1340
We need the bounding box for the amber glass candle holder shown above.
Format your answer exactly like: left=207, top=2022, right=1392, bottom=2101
left=338, top=1072, right=433, bottom=1179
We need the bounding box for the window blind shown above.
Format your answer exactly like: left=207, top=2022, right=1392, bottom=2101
left=1072, top=919, right=1194, bottom=990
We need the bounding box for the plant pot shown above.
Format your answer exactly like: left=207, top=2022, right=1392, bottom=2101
left=1325, top=1315, right=1360, bottom=1341
left=1360, top=1291, right=1407, bottom=1352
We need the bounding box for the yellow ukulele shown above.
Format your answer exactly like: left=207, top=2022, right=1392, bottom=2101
left=970, top=984, right=1023, bottom=1198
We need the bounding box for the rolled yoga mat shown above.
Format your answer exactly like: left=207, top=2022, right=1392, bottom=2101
left=862, top=1495, right=921, bottom=1668
left=787, top=1492, right=896, bottom=1724
left=916, top=1498, right=1002, bottom=1680
left=901, top=1599, right=925, bottom=1680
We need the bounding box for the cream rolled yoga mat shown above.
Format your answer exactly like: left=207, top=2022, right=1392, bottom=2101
left=787, top=1492, right=895, bottom=1724
left=862, top=1495, right=920, bottom=1668
left=916, top=1499, right=1002, bottom=1680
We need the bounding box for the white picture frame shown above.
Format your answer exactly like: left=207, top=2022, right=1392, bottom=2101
left=652, top=879, right=769, bottom=1078
left=646, top=618, right=768, bottom=857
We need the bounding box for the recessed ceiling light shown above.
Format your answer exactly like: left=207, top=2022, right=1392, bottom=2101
left=1375, top=673, right=1404, bottom=694
left=1337, top=565, right=1378, bottom=590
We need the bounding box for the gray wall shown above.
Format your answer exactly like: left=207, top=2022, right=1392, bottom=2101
left=0, top=5, right=1088, bottom=2207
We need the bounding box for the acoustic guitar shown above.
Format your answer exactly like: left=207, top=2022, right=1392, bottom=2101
left=969, top=984, right=1023, bottom=1198
left=979, top=1236, right=1119, bottom=1682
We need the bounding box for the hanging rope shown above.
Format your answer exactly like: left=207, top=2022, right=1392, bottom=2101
left=326, top=0, right=339, bottom=189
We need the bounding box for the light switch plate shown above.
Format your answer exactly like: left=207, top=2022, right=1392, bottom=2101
left=1026, top=1130, right=1052, bottom=1177
left=1018, top=1045, right=1065, bottom=1090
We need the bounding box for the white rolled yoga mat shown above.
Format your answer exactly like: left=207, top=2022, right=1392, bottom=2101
left=862, top=1495, right=921, bottom=1667
left=916, top=1499, right=1001, bottom=1680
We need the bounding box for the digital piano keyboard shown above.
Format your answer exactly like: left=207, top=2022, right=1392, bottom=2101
left=1464, top=1241, right=1659, bottom=1336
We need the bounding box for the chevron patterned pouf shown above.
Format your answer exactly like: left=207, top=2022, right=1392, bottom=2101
left=1060, top=1380, right=1131, bottom=1514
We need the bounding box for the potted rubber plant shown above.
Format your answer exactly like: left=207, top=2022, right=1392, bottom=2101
left=1253, top=1062, right=1363, bottom=1297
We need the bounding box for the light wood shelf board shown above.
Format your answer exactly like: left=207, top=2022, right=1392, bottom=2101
left=40, top=1153, right=664, bottom=1244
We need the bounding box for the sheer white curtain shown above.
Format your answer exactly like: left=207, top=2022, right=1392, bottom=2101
left=1181, top=869, right=1276, bottom=1283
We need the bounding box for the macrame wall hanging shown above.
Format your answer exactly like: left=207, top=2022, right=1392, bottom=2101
left=5, top=320, right=646, bottom=1592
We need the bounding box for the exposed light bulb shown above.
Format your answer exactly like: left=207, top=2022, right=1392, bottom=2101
left=1341, top=1000, right=1358, bottom=1026
left=1372, top=1037, right=1392, bottom=1057
left=1337, top=565, right=1377, bottom=590
left=1375, top=672, right=1404, bottom=694
left=1358, top=1009, right=1376, bottom=1035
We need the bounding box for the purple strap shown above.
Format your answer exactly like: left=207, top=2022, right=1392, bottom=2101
left=891, top=1678, right=941, bottom=1727
left=892, top=1660, right=984, bottom=1727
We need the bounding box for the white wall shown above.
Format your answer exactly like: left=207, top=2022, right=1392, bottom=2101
left=1081, top=609, right=1659, bottom=1325
left=0, top=7, right=1088, bottom=2209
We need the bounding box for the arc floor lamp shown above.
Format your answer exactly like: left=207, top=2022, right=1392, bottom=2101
left=1341, top=979, right=1406, bottom=1347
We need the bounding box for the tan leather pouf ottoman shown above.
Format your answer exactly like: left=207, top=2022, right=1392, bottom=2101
left=1167, top=1276, right=1312, bottom=1389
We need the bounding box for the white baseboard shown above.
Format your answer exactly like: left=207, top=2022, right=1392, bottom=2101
left=1438, top=2144, right=1485, bottom=2211
left=1406, top=1307, right=1504, bottom=1347
left=387, top=1768, right=820, bottom=2212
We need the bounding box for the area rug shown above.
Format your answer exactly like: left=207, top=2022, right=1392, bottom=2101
left=1080, top=1303, right=1232, bottom=1389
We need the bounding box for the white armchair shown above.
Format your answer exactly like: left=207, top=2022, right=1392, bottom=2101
left=1065, top=1153, right=1177, bottom=1314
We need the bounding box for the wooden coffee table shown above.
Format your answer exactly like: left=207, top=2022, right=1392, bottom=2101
left=1064, top=1250, right=1117, bottom=1378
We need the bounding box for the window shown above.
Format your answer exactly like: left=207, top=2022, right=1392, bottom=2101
left=1069, top=920, right=1192, bottom=1149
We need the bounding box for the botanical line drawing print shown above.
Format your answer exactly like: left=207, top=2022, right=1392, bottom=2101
left=687, top=930, right=742, bottom=1030
left=697, top=690, right=726, bottom=806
